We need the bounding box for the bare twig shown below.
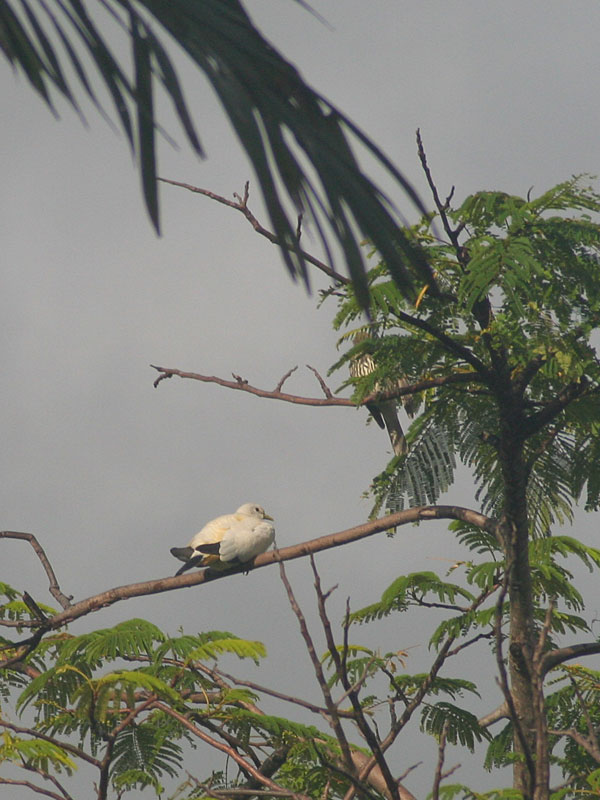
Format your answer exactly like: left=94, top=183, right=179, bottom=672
left=431, top=722, right=448, bottom=800
left=0, top=778, right=67, bottom=800
left=209, top=666, right=354, bottom=719
left=430, top=722, right=461, bottom=800
left=305, top=365, right=334, bottom=398
left=0, top=531, right=72, bottom=608
left=416, top=130, right=463, bottom=257
left=19, top=765, right=74, bottom=800
left=275, top=366, right=298, bottom=392
left=158, top=178, right=349, bottom=286
left=151, top=364, right=342, bottom=405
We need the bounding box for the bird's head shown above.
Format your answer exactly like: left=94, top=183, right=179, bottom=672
left=236, top=503, right=274, bottom=521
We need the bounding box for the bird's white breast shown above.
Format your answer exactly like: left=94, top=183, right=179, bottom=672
left=219, top=519, right=275, bottom=563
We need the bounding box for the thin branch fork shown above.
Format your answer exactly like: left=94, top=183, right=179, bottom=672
left=416, top=130, right=463, bottom=255
left=151, top=364, right=342, bottom=405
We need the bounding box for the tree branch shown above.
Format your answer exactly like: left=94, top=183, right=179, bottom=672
left=158, top=179, right=350, bottom=286
left=548, top=727, right=600, bottom=763
left=0, top=778, right=67, bottom=800
left=522, top=379, right=590, bottom=436
left=151, top=364, right=345, bottom=405
left=540, top=641, right=600, bottom=675
left=0, top=531, right=72, bottom=609
left=416, top=131, right=462, bottom=254
left=0, top=505, right=498, bottom=667
left=309, top=557, right=401, bottom=800
left=150, top=363, right=481, bottom=407
left=391, top=310, right=491, bottom=379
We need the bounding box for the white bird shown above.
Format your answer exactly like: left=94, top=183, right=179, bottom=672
left=170, top=503, right=275, bottom=576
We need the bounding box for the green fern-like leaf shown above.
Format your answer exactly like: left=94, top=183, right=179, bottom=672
left=429, top=606, right=501, bottom=651
left=391, top=673, right=479, bottom=701
left=0, top=730, right=77, bottom=774
left=349, top=572, right=474, bottom=625
left=484, top=722, right=514, bottom=770
left=110, top=720, right=183, bottom=787
left=226, top=708, right=334, bottom=750
left=421, top=701, right=491, bottom=750
left=56, top=619, right=166, bottom=668
left=155, top=630, right=266, bottom=665
left=370, top=413, right=456, bottom=516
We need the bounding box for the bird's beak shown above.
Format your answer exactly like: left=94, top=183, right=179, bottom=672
left=264, top=513, right=274, bottom=521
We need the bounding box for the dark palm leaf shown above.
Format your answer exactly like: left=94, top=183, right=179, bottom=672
left=1, top=0, right=431, bottom=306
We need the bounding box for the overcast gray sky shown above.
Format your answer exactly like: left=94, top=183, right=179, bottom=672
left=3, top=1, right=600, bottom=796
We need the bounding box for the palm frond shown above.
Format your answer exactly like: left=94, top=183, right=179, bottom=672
left=1, top=0, right=429, bottom=304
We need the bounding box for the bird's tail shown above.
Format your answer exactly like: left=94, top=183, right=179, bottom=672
left=170, top=546, right=194, bottom=563
left=379, top=400, right=408, bottom=457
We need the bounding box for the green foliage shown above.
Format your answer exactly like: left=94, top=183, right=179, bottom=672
left=484, top=722, right=515, bottom=770
left=110, top=719, right=183, bottom=791
left=3, top=177, right=600, bottom=797
left=545, top=665, right=600, bottom=790
left=276, top=738, right=350, bottom=799
left=0, top=730, right=76, bottom=774
left=391, top=673, right=480, bottom=701
left=349, top=571, right=475, bottom=626
left=437, top=788, right=524, bottom=800
left=420, top=701, right=491, bottom=749
left=227, top=708, right=332, bottom=746
left=0, top=617, right=279, bottom=796
left=370, top=412, right=457, bottom=516
left=333, top=176, right=600, bottom=535
left=154, top=630, right=267, bottom=666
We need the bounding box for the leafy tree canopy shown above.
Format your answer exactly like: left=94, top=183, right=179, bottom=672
left=2, top=173, right=600, bottom=798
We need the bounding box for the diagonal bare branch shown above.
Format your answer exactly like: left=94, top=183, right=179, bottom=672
left=158, top=179, right=350, bottom=286
left=0, top=531, right=72, bottom=609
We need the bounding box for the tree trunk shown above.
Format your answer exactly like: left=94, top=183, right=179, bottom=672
left=499, top=425, right=543, bottom=799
